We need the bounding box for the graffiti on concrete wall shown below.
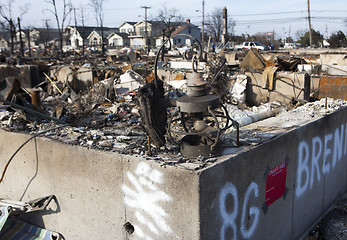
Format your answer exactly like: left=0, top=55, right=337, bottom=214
left=296, top=123, right=347, bottom=198
left=217, top=120, right=346, bottom=239
left=219, top=182, right=260, bottom=240
left=122, top=162, right=172, bottom=239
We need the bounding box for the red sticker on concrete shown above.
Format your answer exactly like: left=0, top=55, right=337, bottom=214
left=265, top=162, right=287, bottom=206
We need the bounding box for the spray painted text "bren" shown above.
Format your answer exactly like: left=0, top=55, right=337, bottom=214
left=296, top=122, right=347, bottom=198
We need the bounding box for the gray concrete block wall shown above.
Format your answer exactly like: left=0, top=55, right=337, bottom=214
left=199, top=107, right=347, bottom=240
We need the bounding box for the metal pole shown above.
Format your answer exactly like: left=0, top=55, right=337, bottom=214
left=141, top=6, right=151, bottom=51
left=222, top=7, right=227, bottom=46
left=307, top=0, right=313, bottom=47
left=73, top=7, right=79, bottom=48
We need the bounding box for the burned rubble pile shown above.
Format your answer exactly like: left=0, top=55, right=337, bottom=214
left=0, top=48, right=347, bottom=169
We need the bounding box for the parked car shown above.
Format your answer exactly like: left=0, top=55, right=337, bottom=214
left=235, top=41, right=269, bottom=51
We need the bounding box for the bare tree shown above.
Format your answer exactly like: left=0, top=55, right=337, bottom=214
left=155, top=5, right=184, bottom=39
left=89, top=0, right=105, bottom=54
left=206, top=8, right=235, bottom=43
left=79, top=3, right=87, bottom=55
left=0, top=0, right=29, bottom=55
left=45, top=0, right=73, bottom=55
left=41, top=19, right=51, bottom=54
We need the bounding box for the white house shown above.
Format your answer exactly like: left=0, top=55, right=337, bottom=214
left=64, top=26, right=84, bottom=49
left=107, top=32, right=130, bottom=47
left=119, top=22, right=136, bottom=35
left=129, top=21, right=166, bottom=48
left=0, top=36, right=8, bottom=50
left=87, top=30, right=102, bottom=46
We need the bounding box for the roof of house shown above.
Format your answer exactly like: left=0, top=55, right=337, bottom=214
left=171, top=25, right=188, bottom=36
left=119, top=22, right=137, bottom=28
left=67, top=26, right=119, bottom=39
left=107, top=32, right=129, bottom=39
left=154, top=22, right=200, bottom=38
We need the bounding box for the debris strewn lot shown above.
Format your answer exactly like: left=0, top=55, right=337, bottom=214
left=0, top=47, right=346, bottom=238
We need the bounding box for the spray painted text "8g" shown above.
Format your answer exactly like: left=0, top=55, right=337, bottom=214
left=219, top=182, right=260, bottom=240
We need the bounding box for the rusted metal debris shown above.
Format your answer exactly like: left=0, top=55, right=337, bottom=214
left=319, top=76, right=347, bottom=100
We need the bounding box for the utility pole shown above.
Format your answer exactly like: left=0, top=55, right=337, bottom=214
left=72, top=7, right=79, bottom=48
left=43, top=19, right=50, bottom=54
left=201, top=0, right=205, bottom=53
left=18, top=17, right=24, bottom=57
left=221, top=7, right=227, bottom=46
left=307, top=0, right=313, bottom=47
left=141, top=6, right=151, bottom=52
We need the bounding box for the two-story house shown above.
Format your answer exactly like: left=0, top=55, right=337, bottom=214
left=154, top=19, right=201, bottom=47
left=129, top=21, right=166, bottom=49
left=119, top=22, right=136, bottom=35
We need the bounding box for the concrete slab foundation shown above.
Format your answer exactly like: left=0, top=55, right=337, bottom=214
left=0, top=106, right=346, bottom=239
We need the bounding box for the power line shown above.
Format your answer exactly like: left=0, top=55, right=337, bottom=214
left=228, top=9, right=347, bottom=17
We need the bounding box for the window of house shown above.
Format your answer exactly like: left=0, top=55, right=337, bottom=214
left=139, top=27, right=145, bottom=35
left=188, top=28, right=191, bottom=34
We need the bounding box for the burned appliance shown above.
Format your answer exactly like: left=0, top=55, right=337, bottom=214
left=138, top=34, right=237, bottom=158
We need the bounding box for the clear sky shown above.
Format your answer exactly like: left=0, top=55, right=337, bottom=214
left=9, top=0, right=347, bottom=40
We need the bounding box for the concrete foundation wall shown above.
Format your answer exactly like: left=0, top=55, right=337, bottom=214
left=0, top=65, right=40, bottom=88
left=0, top=130, right=200, bottom=240
left=199, top=107, right=347, bottom=240
left=0, top=107, right=346, bottom=239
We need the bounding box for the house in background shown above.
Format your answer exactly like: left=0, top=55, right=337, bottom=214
left=0, top=35, right=9, bottom=51
left=0, top=20, right=201, bottom=53
left=170, top=20, right=201, bottom=46
left=107, top=32, right=130, bottom=47
left=14, top=28, right=41, bottom=50
left=129, top=21, right=166, bottom=49
left=119, top=22, right=136, bottom=35
left=64, top=26, right=118, bottom=50
left=154, top=19, right=201, bottom=47
left=86, top=27, right=119, bottom=47
left=88, top=30, right=102, bottom=46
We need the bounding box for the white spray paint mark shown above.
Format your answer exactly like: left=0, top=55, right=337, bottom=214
left=296, top=141, right=310, bottom=197
left=322, top=133, right=333, bottom=174
left=333, top=124, right=344, bottom=167
left=122, top=162, right=172, bottom=239
left=296, top=122, right=347, bottom=198
left=311, top=136, right=322, bottom=189
left=219, top=182, right=260, bottom=240
left=241, top=182, right=260, bottom=239
left=219, top=182, right=238, bottom=240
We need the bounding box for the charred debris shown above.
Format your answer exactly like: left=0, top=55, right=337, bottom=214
left=0, top=41, right=347, bottom=168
